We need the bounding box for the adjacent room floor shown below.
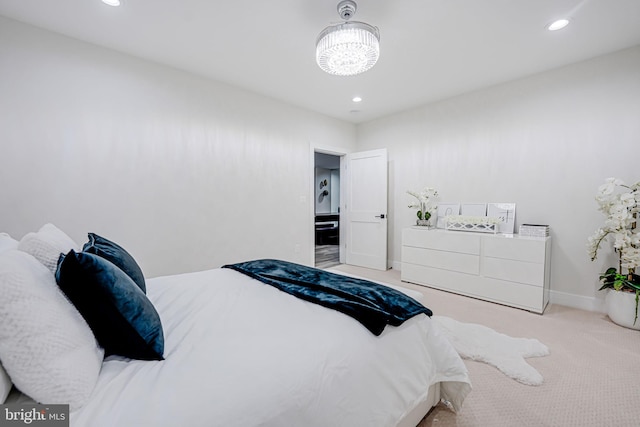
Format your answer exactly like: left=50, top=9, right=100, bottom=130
left=315, top=244, right=339, bottom=269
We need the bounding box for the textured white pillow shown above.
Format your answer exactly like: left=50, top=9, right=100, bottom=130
left=0, top=233, right=19, bottom=253
left=0, top=250, right=103, bottom=410
left=0, top=362, right=11, bottom=403
left=17, top=224, right=80, bottom=274
left=0, top=232, right=17, bottom=402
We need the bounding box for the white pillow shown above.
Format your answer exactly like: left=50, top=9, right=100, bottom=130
left=0, top=250, right=103, bottom=410
left=0, top=362, right=11, bottom=403
left=0, top=233, right=19, bottom=253
left=0, top=232, right=18, bottom=402
left=17, top=223, right=80, bottom=274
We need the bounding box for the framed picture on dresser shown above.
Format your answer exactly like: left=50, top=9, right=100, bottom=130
left=487, top=203, right=516, bottom=234
left=436, top=203, right=460, bottom=228
left=460, top=203, right=487, bottom=217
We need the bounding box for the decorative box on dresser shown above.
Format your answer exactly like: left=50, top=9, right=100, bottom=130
left=401, top=227, right=551, bottom=313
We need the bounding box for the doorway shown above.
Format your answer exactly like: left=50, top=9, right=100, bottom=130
left=314, top=152, right=341, bottom=268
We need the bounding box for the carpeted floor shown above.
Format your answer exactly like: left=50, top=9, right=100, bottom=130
left=329, top=264, right=640, bottom=427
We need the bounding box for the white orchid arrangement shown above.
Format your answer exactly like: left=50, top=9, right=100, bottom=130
left=588, top=178, right=640, bottom=322
left=588, top=178, right=640, bottom=270
left=407, top=187, right=439, bottom=221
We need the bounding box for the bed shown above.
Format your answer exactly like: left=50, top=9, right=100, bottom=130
left=0, top=225, right=471, bottom=427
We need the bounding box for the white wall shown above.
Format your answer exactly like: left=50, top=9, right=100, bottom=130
left=0, top=17, right=357, bottom=277
left=357, top=46, right=640, bottom=311
left=2, top=16, right=639, bottom=312
left=330, top=169, right=340, bottom=214
left=314, top=168, right=332, bottom=214
left=313, top=167, right=340, bottom=215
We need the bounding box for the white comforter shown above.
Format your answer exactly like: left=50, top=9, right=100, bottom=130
left=71, top=268, right=470, bottom=427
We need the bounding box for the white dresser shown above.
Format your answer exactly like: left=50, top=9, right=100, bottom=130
left=401, top=227, right=551, bottom=313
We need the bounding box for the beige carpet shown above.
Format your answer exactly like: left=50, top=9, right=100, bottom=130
left=330, top=264, right=640, bottom=427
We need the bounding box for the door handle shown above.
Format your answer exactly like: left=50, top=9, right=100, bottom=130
left=375, top=214, right=386, bottom=219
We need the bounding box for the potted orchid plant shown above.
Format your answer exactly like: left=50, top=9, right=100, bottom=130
left=407, top=187, right=439, bottom=226
left=588, top=177, right=640, bottom=328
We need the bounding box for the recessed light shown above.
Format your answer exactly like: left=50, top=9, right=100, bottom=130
left=101, top=0, right=121, bottom=6
left=352, top=96, right=362, bottom=103
left=547, top=19, right=569, bottom=31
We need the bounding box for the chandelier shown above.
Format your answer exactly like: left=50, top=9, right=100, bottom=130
left=316, top=0, right=380, bottom=76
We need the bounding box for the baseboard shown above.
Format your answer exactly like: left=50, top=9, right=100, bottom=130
left=549, top=289, right=605, bottom=313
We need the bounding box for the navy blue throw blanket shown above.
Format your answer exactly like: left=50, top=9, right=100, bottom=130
left=222, top=259, right=432, bottom=336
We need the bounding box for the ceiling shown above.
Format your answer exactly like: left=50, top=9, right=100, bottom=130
left=1, top=0, right=640, bottom=124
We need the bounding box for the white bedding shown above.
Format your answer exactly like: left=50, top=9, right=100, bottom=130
left=71, top=267, right=471, bottom=427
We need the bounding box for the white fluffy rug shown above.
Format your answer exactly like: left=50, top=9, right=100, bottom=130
left=432, top=315, right=550, bottom=386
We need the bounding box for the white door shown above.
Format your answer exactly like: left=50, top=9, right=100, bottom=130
left=345, top=148, right=388, bottom=270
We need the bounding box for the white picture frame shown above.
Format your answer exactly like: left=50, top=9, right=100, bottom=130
left=436, top=203, right=460, bottom=228
left=461, top=203, right=487, bottom=217
left=487, top=203, right=516, bottom=234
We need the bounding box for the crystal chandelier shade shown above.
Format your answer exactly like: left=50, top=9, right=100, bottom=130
left=315, top=1, right=380, bottom=76
left=316, top=22, right=380, bottom=76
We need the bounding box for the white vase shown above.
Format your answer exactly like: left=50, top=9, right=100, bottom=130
left=605, top=290, right=640, bottom=330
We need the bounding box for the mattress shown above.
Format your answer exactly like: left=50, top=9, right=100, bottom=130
left=68, top=267, right=470, bottom=427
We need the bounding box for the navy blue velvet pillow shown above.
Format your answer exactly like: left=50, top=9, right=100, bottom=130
left=82, top=233, right=146, bottom=293
left=55, top=250, right=164, bottom=361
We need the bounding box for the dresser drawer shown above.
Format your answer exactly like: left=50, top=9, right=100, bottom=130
left=483, top=236, right=547, bottom=263
left=482, top=257, right=546, bottom=287
left=402, top=228, right=480, bottom=255
left=402, top=246, right=480, bottom=275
